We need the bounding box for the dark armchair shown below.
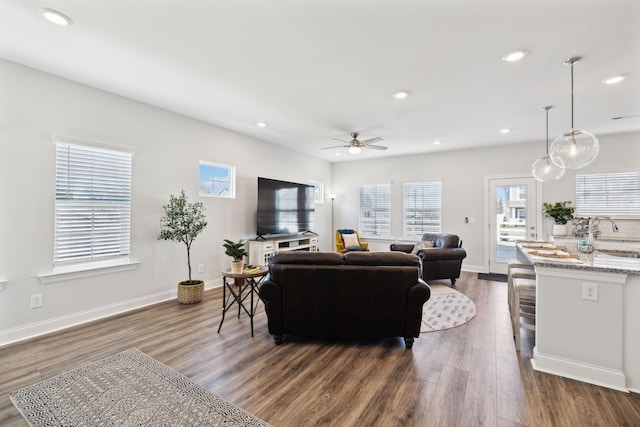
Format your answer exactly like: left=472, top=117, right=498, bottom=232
left=390, top=233, right=467, bottom=285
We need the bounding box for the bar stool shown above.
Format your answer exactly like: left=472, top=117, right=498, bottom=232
left=512, top=276, right=537, bottom=351
left=507, top=260, right=535, bottom=338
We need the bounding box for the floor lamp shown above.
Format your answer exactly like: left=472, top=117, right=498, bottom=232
left=329, top=193, right=337, bottom=250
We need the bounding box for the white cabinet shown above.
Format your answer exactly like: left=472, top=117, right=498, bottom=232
left=248, top=235, right=319, bottom=266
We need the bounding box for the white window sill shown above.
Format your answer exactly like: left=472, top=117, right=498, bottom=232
left=39, top=259, right=141, bottom=284
left=359, top=236, right=396, bottom=242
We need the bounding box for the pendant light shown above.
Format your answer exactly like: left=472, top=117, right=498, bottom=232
left=532, top=106, right=565, bottom=182
left=549, top=56, right=599, bottom=169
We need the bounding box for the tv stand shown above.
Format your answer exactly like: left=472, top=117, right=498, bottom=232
left=248, top=235, right=319, bottom=266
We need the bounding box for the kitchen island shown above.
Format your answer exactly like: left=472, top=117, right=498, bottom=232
left=516, top=241, right=640, bottom=393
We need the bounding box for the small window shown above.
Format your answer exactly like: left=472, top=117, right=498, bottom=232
left=576, top=171, right=640, bottom=218
left=359, top=183, right=391, bottom=237
left=54, top=138, right=133, bottom=265
left=403, top=181, right=442, bottom=238
left=198, top=161, right=236, bottom=198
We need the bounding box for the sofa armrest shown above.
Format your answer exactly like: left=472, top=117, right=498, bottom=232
left=258, top=277, right=283, bottom=336
left=405, top=279, right=431, bottom=338
left=390, top=243, right=414, bottom=253
left=418, top=247, right=467, bottom=261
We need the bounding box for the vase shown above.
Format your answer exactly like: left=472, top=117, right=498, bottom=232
left=230, top=260, right=244, bottom=274
left=552, top=224, right=569, bottom=236
left=177, top=280, right=204, bottom=304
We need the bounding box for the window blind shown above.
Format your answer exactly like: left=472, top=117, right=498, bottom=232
left=575, top=171, right=640, bottom=218
left=359, top=183, right=391, bottom=237
left=55, top=141, right=132, bottom=264
left=403, top=181, right=442, bottom=238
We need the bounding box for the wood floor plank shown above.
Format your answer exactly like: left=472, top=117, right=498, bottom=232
left=1, top=271, right=640, bottom=426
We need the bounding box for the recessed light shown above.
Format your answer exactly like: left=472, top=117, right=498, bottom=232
left=433, top=140, right=442, bottom=145
left=500, top=128, right=511, bottom=134
left=501, top=50, right=528, bottom=62
left=602, top=74, right=627, bottom=85
left=393, top=91, right=410, bottom=99
left=256, top=122, right=267, bottom=127
left=42, top=8, right=72, bottom=26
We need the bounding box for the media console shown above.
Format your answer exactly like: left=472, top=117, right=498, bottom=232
left=248, top=235, right=319, bottom=266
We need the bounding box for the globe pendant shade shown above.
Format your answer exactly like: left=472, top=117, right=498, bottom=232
left=532, top=154, right=565, bottom=182
left=549, top=129, right=599, bottom=169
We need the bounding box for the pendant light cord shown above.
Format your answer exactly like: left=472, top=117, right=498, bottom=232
left=570, top=63, right=574, bottom=129
left=542, top=105, right=553, bottom=154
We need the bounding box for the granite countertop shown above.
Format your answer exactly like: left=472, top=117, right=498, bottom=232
left=516, top=242, right=640, bottom=275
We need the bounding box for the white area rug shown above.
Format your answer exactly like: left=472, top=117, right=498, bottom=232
left=10, top=348, right=270, bottom=426
left=421, top=285, right=476, bottom=332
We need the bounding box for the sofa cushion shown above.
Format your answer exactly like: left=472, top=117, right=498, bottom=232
left=411, top=241, right=434, bottom=254
left=421, top=233, right=460, bottom=249
left=270, top=251, right=344, bottom=265
left=344, top=251, right=420, bottom=267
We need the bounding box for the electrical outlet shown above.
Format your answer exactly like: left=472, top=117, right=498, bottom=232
left=582, top=282, right=598, bottom=301
left=31, top=294, right=43, bottom=308
left=198, top=264, right=204, bottom=273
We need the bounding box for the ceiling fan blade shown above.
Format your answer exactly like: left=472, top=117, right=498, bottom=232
left=366, top=145, right=388, bottom=151
left=361, top=137, right=383, bottom=144
left=321, top=144, right=349, bottom=150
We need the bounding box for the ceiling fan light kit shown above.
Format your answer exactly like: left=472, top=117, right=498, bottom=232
left=532, top=106, right=565, bottom=182
left=549, top=56, right=599, bottom=169
left=322, top=132, right=387, bottom=154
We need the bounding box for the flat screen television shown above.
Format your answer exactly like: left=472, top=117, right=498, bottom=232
left=257, top=177, right=315, bottom=236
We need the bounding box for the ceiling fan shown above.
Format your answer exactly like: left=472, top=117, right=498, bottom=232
left=322, top=132, right=387, bottom=154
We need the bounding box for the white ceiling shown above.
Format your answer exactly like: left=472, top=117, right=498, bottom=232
left=2, top=0, right=639, bottom=162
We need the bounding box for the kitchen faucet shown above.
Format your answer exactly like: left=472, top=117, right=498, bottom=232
left=587, top=216, right=619, bottom=248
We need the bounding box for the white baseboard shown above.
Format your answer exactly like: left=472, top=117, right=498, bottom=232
left=532, top=347, right=628, bottom=392
left=0, top=279, right=222, bottom=348
left=462, top=265, right=486, bottom=274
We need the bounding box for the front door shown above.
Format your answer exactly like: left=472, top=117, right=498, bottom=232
left=488, top=177, right=537, bottom=274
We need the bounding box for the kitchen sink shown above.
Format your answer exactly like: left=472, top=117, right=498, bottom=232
left=596, top=249, right=640, bottom=258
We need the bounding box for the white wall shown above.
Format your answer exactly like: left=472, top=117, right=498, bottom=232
left=0, top=59, right=332, bottom=345
left=2, top=57, right=639, bottom=346
left=332, top=132, right=640, bottom=272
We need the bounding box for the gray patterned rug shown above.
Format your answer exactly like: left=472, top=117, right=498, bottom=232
left=421, top=285, right=476, bottom=332
left=10, top=348, right=270, bottom=426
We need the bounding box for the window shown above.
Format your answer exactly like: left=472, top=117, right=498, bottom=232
left=198, top=161, right=235, bottom=198
left=403, top=181, right=442, bottom=238
left=359, top=183, right=391, bottom=237
left=54, top=138, right=133, bottom=265
left=576, top=171, right=640, bottom=218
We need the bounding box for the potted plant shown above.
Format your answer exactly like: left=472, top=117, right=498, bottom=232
left=223, top=239, right=248, bottom=274
left=542, top=201, right=575, bottom=235
left=158, top=190, right=208, bottom=304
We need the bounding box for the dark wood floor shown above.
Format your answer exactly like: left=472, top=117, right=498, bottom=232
left=1, top=272, right=640, bottom=426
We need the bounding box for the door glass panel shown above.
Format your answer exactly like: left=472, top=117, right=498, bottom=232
left=495, top=185, right=527, bottom=263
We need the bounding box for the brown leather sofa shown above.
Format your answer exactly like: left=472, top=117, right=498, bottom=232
left=390, top=233, right=467, bottom=285
left=258, top=251, right=430, bottom=348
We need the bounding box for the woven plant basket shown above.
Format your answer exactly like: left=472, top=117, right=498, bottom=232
left=177, top=280, right=204, bottom=304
